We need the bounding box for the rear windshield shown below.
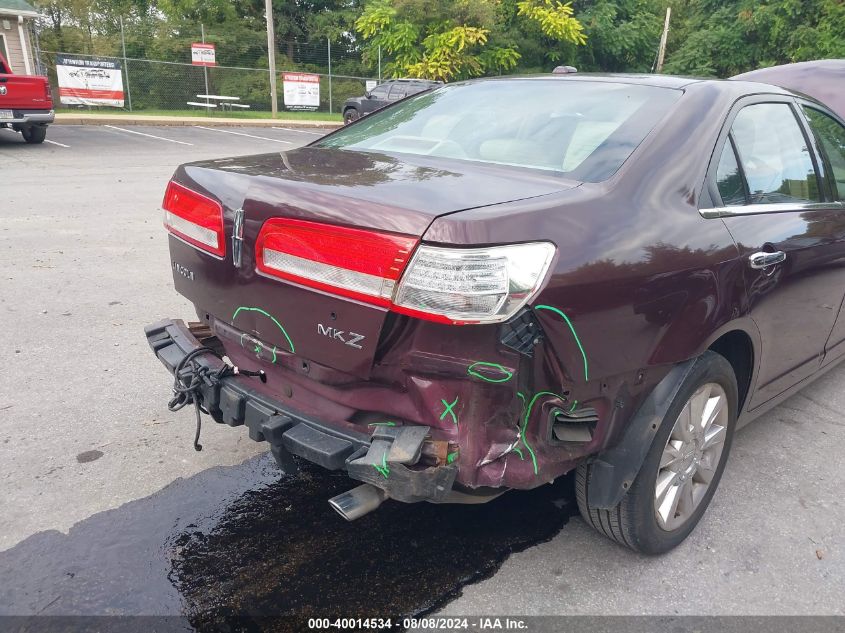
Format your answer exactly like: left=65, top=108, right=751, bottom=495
left=317, top=79, right=681, bottom=182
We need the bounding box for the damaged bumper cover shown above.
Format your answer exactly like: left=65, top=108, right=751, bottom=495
left=144, top=319, right=458, bottom=503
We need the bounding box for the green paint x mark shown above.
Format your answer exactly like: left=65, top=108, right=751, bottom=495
left=232, top=306, right=295, bottom=354
left=440, top=396, right=459, bottom=425
left=467, top=361, right=514, bottom=384
left=374, top=453, right=390, bottom=479
left=534, top=304, right=589, bottom=382
left=522, top=391, right=567, bottom=475
left=367, top=421, right=397, bottom=427
left=512, top=446, right=524, bottom=460
left=569, top=400, right=578, bottom=413
left=447, top=451, right=459, bottom=464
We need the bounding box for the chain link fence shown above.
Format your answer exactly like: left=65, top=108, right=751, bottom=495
left=36, top=21, right=381, bottom=117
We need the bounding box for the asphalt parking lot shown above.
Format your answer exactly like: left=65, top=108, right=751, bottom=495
left=1, top=123, right=844, bottom=620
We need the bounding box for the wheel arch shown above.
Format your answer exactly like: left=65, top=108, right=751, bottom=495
left=699, top=317, right=761, bottom=417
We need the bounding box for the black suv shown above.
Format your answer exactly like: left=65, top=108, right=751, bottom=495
left=342, top=79, right=442, bottom=124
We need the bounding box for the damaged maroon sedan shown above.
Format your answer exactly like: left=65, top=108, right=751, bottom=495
left=147, top=63, right=845, bottom=554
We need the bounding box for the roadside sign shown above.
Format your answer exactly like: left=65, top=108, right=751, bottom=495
left=282, top=72, right=320, bottom=111
left=56, top=54, right=125, bottom=107
left=365, top=80, right=378, bottom=93
left=191, top=43, right=216, bottom=67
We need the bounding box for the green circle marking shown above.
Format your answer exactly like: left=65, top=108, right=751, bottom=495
left=232, top=306, right=295, bottom=354
left=467, top=361, right=513, bottom=383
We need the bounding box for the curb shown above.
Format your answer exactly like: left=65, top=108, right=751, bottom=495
left=54, top=115, right=342, bottom=129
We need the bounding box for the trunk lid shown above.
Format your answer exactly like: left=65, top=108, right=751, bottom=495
left=168, top=147, right=577, bottom=377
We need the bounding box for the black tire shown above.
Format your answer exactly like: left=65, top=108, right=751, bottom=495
left=576, top=351, right=738, bottom=554
left=343, top=109, right=359, bottom=125
left=22, top=126, right=47, bottom=144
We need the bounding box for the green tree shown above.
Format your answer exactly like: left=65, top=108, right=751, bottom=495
left=355, top=0, right=586, bottom=81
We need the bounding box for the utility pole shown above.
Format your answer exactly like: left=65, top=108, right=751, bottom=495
left=265, top=0, right=278, bottom=118
left=655, top=7, right=671, bottom=73
left=120, top=16, right=132, bottom=111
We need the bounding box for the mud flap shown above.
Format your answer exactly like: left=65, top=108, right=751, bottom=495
left=346, top=426, right=458, bottom=503
left=586, top=358, right=696, bottom=509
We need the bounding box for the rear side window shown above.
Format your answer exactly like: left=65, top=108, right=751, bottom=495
left=369, top=84, right=390, bottom=99
left=803, top=107, right=845, bottom=201
left=388, top=84, right=407, bottom=100
left=715, top=140, right=746, bottom=205
left=730, top=103, right=820, bottom=204
left=317, top=80, right=682, bottom=182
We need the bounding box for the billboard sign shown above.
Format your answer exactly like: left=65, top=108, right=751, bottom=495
left=282, top=72, right=320, bottom=111
left=191, top=43, right=216, bottom=67
left=56, top=55, right=125, bottom=107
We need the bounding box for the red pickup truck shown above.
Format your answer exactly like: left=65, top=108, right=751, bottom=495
left=0, top=51, right=54, bottom=144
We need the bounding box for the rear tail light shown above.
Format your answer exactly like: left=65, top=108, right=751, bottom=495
left=393, top=243, right=556, bottom=324
left=256, top=218, right=418, bottom=307
left=255, top=217, right=555, bottom=325
left=162, top=181, right=225, bottom=257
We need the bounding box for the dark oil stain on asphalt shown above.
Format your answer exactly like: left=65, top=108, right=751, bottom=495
left=170, top=460, right=574, bottom=631
left=0, top=453, right=574, bottom=628
left=75, top=449, right=104, bottom=463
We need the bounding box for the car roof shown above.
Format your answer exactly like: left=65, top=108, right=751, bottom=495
left=457, top=72, right=814, bottom=100
left=730, top=59, right=845, bottom=120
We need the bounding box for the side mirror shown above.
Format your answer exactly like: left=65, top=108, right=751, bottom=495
left=365, top=92, right=372, bottom=99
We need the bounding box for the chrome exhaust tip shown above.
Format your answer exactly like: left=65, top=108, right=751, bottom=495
left=328, top=484, right=388, bottom=521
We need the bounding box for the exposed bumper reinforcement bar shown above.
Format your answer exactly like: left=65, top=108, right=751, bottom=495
left=144, top=319, right=457, bottom=504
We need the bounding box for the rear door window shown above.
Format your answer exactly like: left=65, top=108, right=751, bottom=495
left=730, top=103, right=820, bottom=204
left=803, top=107, right=845, bottom=201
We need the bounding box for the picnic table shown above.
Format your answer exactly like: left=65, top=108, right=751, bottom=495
left=196, top=95, right=250, bottom=112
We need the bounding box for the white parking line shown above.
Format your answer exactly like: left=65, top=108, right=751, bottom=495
left=194, top=126, right=293, bottom=144
left=272, top=127, right=325, bottom=136
left=104, top=125, right=193, bottom=146
left=1, top=128, right=69, bottom=147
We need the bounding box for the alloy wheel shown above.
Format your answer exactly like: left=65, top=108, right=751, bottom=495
left=654, top=382, right=729, bottom=531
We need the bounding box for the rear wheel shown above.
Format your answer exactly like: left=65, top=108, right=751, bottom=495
left=22, top=126, right=47, bottom=144
left=343, top=109, right=360, bottom=125
left=576, top=351, right=737, bottom=554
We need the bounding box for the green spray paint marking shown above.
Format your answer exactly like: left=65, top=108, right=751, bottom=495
left=232, top=306, right=295, bottom=354
left=512, top=446, right=524, bottom=460
left=447, top=451, right=459, bottom=464
left=374, top=453, right=390, bottom=479
left=522, top=391, right=567, bottom=475
left=440, top=396, right=459, bottom=425
left=569, top=400, right=578, bottom=413
left=467, top=361, right=513, bottom=384
left=534, top=305, right=589, bottom=382
left=367, top=421, right=397, bottom=427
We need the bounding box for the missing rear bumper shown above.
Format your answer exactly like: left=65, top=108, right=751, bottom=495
left=144, top=318, right=457, bottom=505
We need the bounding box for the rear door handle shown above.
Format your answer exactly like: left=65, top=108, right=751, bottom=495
left=749, top=251, right=786, bottom=269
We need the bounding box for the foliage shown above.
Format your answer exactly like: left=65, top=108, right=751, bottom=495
left=664, top=0, right=845, bottom=77
left=516, top=0, right=586, bottom=44
left=30, top=0, right=845, bottom=92
left=354, top=0, right=586, bottom=81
